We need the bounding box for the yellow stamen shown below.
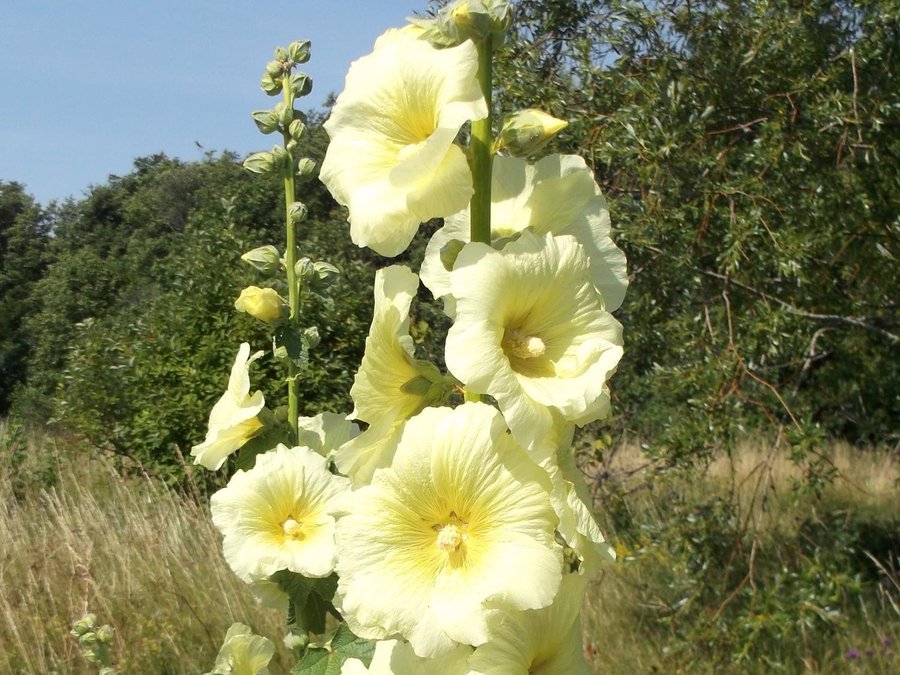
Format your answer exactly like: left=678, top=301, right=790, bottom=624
left=503, top=328, right=546, bottom=359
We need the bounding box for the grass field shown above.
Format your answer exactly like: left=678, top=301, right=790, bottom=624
left=1, top=422, right=896, bottom=673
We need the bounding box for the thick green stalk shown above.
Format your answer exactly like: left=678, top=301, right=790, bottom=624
left=282, top=86, right=300, bottom=442
left=469, top=33, right=493, bottom=245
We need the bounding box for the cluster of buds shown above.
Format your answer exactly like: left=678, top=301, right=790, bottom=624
left=411, top=0, right=513, bottom=47
left=70, top=613, right=116, bottom=674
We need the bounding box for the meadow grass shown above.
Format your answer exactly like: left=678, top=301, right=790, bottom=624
left=1, top=421, right=897, bottom=673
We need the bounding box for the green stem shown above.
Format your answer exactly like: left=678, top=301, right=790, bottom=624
left=469, top=33, right=493, bottom=245
left=282, top=86, right=300, bottom=443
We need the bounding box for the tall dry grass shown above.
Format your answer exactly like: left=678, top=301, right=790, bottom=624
left=0, top=423, right=289, bottom=674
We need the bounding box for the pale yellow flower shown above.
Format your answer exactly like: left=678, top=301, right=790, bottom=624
left=466, top=575, right=591, bottom=675
left=320, top=29, right=487, bottom=256
left=204, top=623, right=274, bottom=675
left=334, top=265, right=442, bottom=485
left=191, top=343, right=265, bottom=470
left=421, top=153, right=628, bottom=315
left=234, top=286, right=284, bottom=325
left=296, top=412, right=360, bottom=459
left=340, top=639, right=471, bottom=674
left=211, top=444, right=349, bottom=581
left=335, top=403, right=562, bottom=658
left=445, top=233, right=624, bottom=450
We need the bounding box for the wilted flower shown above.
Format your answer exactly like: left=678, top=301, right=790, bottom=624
left=211, top=444, right=350, bottom=581
left=421, top=153, right=628, bottom=316
left=334, top=266, right=443, bottom=485
left=445, top=232, right=624, bottom=450
left=467, top=575, right=591, bottom=675
left=191, top=343, right=265, bottom=470
left=335, top=403, right=562, bottom=658
left=234, top=286, right=285, bottom=325
left=204, top=623, right=274, bottom=675
left=320, top=28, right=487, bottom=256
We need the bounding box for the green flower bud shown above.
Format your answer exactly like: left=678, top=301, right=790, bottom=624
left=274, top=102, right=293, bottom=128
left=251, top=109, right=279, bottom=135
left=71, top=615, right=96, bottom=636
left=80, top=632, right=98, bottom=646
left=271, top=145, right=290, bottom=170
left=412, top=0, right=512, bottom=47
left=312, top=261, right=340, bottom=286
left=295, top=257, right=314, bottom=281
left=243, top=151, right=275, bottom=174
left=289, top=72, right=313, bottom=97
left=265, top=60, right=284, bottom=78
left=295, top=157, right=317, bottom=181
left=274, top=46, right=289, bottom=62
left=303, top=326, right=320, bottom=350
left=289, top=202, right=308, bottom=223
left=289, top=119, right=307, bottom=141
left=497, top=109, right=568, bottom=156
left=288, top=40, right=311, bottom=64
left=241, top=245, right=281, bottom=275
left=260, top=72, right=282, bottom=96
left=95, top=625, right=114, bottom=644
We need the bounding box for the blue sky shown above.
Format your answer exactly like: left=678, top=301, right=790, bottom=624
left=0, top=0, right=429, bottom=205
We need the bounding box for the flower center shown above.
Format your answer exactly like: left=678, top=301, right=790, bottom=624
left=503, top=328, right=546, bottom=359
left=282, top=517, right=304, bottom=540
left=436, top=524, right=463, bottom=552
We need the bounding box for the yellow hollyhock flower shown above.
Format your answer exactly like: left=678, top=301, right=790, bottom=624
left=466, top=574, right=591, bottom=675
left=445, top=232, right=624, bottom=450
left=320, top=28, right=487, bottom=256
left=340, top=639, right=471, bottom=674
left=334, top=265, right=443, bottom=485
left=334, top=403, right=562, bottom=658
left=421, top=153, right=628, bottom=316
left=204, top=623, right=274, bottom=675
left=211, top=444, right=350, bottom=581
left=234, top=286, right=284, bottom=325
left=191, top=342, right=265, bottom=470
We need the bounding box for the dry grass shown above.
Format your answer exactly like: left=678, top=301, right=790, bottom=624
left=0, top=423, right=290, bottom=674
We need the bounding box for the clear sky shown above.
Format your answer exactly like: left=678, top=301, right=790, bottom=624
left=0, top=0, right=430, bottom=205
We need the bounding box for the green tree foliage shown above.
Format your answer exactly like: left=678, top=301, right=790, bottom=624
left=0, top=182, right=51, bottom=414
left=493, top=0, right=899, bottom=452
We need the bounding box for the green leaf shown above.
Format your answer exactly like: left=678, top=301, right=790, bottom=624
left=290, top=625, right=375, bottom=674
left=271, top=571, right=339, bottom=635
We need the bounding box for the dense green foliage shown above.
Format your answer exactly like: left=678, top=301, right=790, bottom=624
left=493, top=0, right=899, bottom=453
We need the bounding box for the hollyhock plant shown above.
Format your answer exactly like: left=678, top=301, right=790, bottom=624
left=445, top=232, right=624, bottom=450
left=320, top=28, right=487, bottom=256
left=191, top=342, right=265, bottom=470
left=334, top=403, right=562, bottom=658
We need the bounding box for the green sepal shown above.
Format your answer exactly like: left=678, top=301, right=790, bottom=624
left=290, top=625, right=375, bottom=674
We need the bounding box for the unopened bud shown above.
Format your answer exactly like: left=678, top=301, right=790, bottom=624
left=235, top=286, right=285, bottom=325
left=243, top=151, right=275, bottom=174
left=274, top=102, right=293, bottom=128
left=289, top=119, right=307, bottom=141
left=295, top=157, right=317, bottom=181
left=289, top=72, right=313, bottom=98
left=312, top=261, right=340, bottom=286
left=251, top=110, right=279, bottom=135
left=289, top=202, right=308, bottom=223
left=295, top=257, right=315, bottom=281
left=303, top=326, right=320, bottom=350
left=274, top=46, right=289, bottom=62
left=95, top=625, right=114, bottom=644
left=71, top=615, right=96, bottom=636
left=260, top=72, right=282, bottom=96
left=497, top=109, right=568, bottom=156
left=241, top=245, right=281, bottom=275
left=265, top=60, right=284, bottom=78
left=288, top=40, right=311, bottom=64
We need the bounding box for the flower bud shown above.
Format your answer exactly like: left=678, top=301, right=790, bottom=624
left=295, top=157, right=317, bottom=181
left=288, top=40, right=311, bottom=64
left=71, top=614, right=96, bottom=636
left=290, top=72, right=313, bottom=98
left=271, top=145, right=290, bottom=171
left=312, top=261, right=340, bottom=287
left=241, top=245, right=282, bottom=275
left=274, top=46, right=289, bottom=62
left=260, top=72, right=282, bottom=96
left=95, top=625, right=114, bottom=644
left=235, top=286, right=285, bottom=325
left=289, top=202, right=308, bottom=223
left=303, top=326, right=321, bottom=350
left=274, top=102, right=293, bottom=128
left=497, top=109, right=568, bottom=156
left=265, top=60, right=284, bottom=78
left=251, top=110, right=279, bottom=135
left=295, top=257, right=315, bottom=281
left=412, top=0, right=512, bottom=47
left=243, top=151, right=275, bottom=174
left=289, top=119, right=307, bottom=141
